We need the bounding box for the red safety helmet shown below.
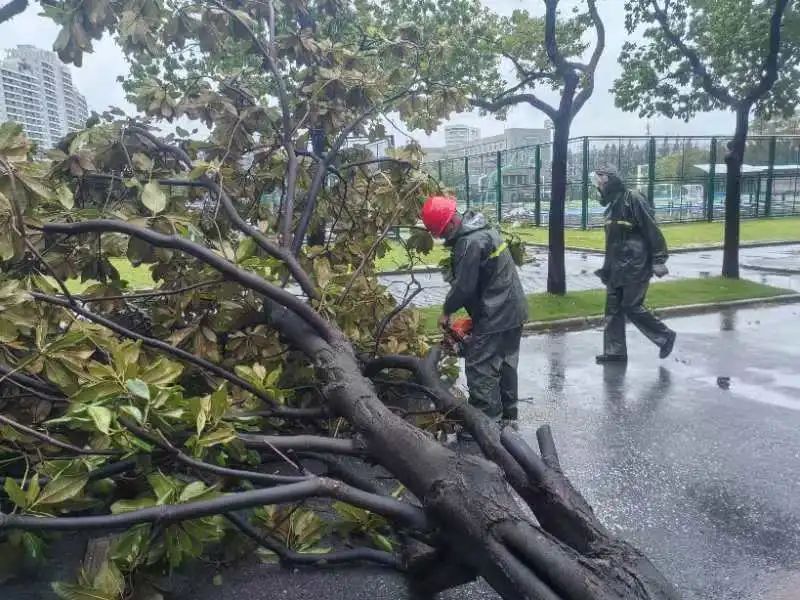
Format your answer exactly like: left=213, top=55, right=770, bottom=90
left=421, top=196, right=457, bottom=236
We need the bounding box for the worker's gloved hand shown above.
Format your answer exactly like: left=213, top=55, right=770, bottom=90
left=653, top=264, right=669, bottom=278
left=438, top=314, right=451, bottom=330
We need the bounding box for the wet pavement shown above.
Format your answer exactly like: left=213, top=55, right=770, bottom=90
left=503, top=302, right=800, bottom=600
left=381, top=243, right=800, bottom=306
left=5, top=305, right=800, bottom=599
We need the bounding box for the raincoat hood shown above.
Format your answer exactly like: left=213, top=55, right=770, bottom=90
left=447, top=211, right=488, bottom=243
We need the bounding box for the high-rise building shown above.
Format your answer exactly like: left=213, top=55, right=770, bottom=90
left=0, top=45, right=89, bottom=150
left=444, top=124, right=480, bottom=151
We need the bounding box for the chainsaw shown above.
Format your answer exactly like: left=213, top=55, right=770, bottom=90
left=442, top=316, right=473, bottom=357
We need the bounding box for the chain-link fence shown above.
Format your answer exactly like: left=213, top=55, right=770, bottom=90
left=426, top=135, right=800, bottom=228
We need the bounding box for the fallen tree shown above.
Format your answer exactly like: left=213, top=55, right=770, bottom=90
left=0, top=1, right=680, bottom=598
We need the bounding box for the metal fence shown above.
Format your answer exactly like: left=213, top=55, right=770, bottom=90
left=426, top=135, right=800, bottom=228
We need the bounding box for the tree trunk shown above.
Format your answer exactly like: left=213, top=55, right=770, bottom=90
left=270, top=303, right=680, bottom=600
left=548, top=116, right=571, bottom=295
left=722, top=107, right=750, bottom=279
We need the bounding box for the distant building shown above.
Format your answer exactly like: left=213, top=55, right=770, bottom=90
left=0, top=45, right=89, bottom=150
left=423, top=125, right=553, bottom=207
left=424, top=126, right=551, bottom=162
left=344, top=135, right=395, bottom=158
left=444, top=124, right=480, bottom=152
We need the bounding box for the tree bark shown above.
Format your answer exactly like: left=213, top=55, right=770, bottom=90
left=722, top=106, right=750, bottom=279
left=548, top=115, right=571, bottom=295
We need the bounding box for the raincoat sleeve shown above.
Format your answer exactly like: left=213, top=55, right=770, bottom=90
left=443, top=237, right=482, bottom=315
left=633, top=194, right=668, bottom=265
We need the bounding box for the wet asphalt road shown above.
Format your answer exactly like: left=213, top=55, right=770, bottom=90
left=5, top=304, right=800, bottom=599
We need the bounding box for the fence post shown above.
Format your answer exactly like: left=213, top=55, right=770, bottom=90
left=496, top=151, right=502, bottom=223
left=534, top=144, right=542, bottom=227
left=581, top=137, right=589, bottom=230
left=706, top=138, right=717, bottom=222
left=647, top=136, right=656, bottom=206
left=464, top=155, right=470, bottom=211
left=765, top=136, right=776, bottom=217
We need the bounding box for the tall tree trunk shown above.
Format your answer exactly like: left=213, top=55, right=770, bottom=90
left=722, top=107, right=750, bottom=278
left=548, top=117, right=570, bottom=295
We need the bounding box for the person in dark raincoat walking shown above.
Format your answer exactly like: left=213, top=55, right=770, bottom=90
left=592, top=166, right=677, bottom=363
left=421, top=196, right=528, bottom=422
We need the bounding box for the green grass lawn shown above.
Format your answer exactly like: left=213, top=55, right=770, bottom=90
left=417, top=277, right=791, bottom=333
left=515, top=216, right=800, bottom=251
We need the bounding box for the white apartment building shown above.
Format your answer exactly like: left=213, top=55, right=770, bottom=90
left=0, top=45, right=89, bottom=150
left=444, top=124, right=481, bottom=152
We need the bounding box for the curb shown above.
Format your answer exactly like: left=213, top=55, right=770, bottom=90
left=520, top=293, right=800, bottom=335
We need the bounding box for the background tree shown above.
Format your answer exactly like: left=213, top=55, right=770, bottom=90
left=468, top=0, right=605, bottom=295
left=614, top=0, right=799, bottom=278
left=0, top=1, right=678, bottom=599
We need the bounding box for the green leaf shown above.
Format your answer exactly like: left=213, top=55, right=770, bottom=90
left=92, top=561, right=124, bottom=597
left=370, top=533, right=394, bottom=553
left=110, top=496, right=156, bottom=514
left=26, top=475, right=40, bottom=506
left=110, top=524, right=149, bottom=565
left=209, top=386, right=228, bottom=424
left=235, top=237, right=256, bottom=262
left=119, top=405, right=143, bottom=424
left=4, top=477, right=28, bottom=509
left=20, top=532, right=45, bottom=562
left=196, top=424, right=236, bottom=449
left=148, top=471, right=177, bottom=504
left=141, top=180, right=167, bottom=215
left=72, top=381, right=122, bottom=405
left=177, top=481, right=208, bottom=502
left=51, top=581, right=115, bottom=600
left=139, top=358, right=183, bottom=386
left=125, top=378, right=150, bottom=401
left=194, top=394, right=210, bottom=436
left=131, top=152, right=154, bottom=172
left=36, top=475, right=88, bottom=506
left=55, top=185, right=74, bottom=210
left=87, top=405, right=113, bottom=435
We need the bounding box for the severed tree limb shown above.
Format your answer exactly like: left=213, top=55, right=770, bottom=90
left=295, top=452, right=384, bottom=495
left=120, top=417, right=310, bottom=486
left=0, top=477, right=429, bottom=532
left=76, top=279, right=223, bottom=303
left=33, top=219, right=334, bottom=340
left=238, top=433, right=366, bottom=456
left=110, top=132, right=317, bottom=298
left=0, top=363, right=62, bottom=397
left=0, top=414, right=121, bottom=456
left=225, top=510, right=403, bottom=569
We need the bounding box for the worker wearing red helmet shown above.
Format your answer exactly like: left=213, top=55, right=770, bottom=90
left=421, top=196, right=527, bottom=423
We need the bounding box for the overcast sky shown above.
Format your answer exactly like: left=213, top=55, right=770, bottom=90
left=0, top=0, right=737, bottom=146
